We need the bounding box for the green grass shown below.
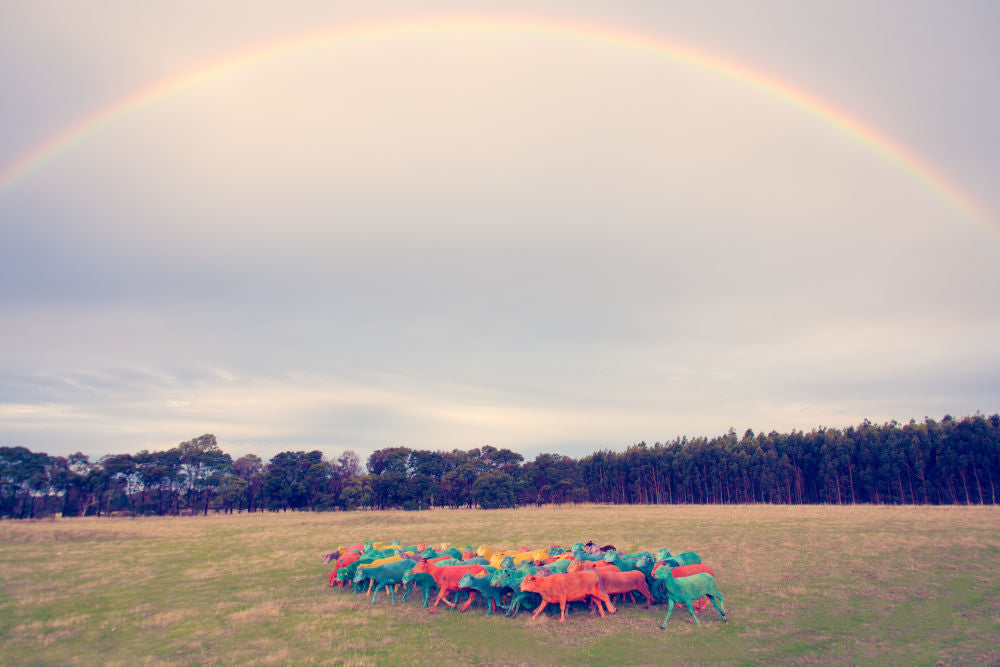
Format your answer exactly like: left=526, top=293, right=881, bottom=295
left=1, top=505, right=999, bottom=665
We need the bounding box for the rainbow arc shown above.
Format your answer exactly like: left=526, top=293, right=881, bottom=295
left=0, top=16, right=992, bottom=238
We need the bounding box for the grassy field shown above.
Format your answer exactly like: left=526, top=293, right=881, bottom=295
left=1, top=505, right=998, bottom=666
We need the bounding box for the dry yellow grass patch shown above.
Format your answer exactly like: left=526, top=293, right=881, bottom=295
left=227, top=600, right=284, bottom=624
left=231, top=588, right=271, bottom=602
left=45, top=613, right=89, bottom=630
left=7, top=618, right=84, bottom=649
left=8, top=620, right=46, bottom=637
left=138, top=610, right=190, bottom=629
left=182, top=565, right=224, bottom=581
left=137, top=659, right=184, bottom=667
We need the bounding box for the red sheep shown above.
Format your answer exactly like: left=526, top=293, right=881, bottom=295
left=519, top=571, right=616, bottom=622
left=567, top=559, right=620, bottom=574
left=328, top=550, right=361, bottom=587
left=593, top=569, right=653, bottom=608
left=410, top=559, right=487, bottom=614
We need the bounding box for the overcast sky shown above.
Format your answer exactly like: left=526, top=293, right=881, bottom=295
left=2, top=0, right=999, bottom=464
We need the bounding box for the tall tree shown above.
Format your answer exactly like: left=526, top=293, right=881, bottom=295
left=177, top=435, right=232, bottom=514
left=232, top=454, right=264, bottom=512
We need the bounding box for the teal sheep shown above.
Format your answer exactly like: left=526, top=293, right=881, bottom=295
left=656, top=567, right=726, bottom=628
left=352, top=559, right=416, bottom=604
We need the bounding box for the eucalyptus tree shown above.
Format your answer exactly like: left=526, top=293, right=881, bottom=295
left=177, top=434, right=232, bottom=514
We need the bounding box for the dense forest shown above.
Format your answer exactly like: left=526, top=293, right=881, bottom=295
left=2, top=413, right=998, bottom=518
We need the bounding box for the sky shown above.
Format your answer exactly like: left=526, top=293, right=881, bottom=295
left=2, top=0, right=999, bottom=464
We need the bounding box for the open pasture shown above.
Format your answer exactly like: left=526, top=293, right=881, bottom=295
left=1, top=505, right=998, bottom=665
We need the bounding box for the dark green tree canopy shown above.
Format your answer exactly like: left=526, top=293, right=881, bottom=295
left=2, top=413, right=999, bottom=517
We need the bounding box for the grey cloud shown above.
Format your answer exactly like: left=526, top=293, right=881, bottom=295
left=2, top=0, right=999, bottom=461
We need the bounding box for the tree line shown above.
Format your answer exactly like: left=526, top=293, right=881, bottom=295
left=2, top=413, right=998, bottom=518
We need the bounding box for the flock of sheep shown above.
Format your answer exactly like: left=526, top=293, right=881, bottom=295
left=324, top=540, right=726, bottom=628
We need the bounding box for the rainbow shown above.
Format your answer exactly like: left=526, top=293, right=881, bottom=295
left=0, top=15, right=993, bottom=236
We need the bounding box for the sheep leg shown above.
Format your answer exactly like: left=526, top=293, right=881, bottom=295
left=708, top=592, right=727, bottom=621
left=509, top=594, right=524, bottom=618
left=439, top=589, right=458, bottom=608
left=507, top=592, right=527, bottom=617
left=428, top=589, right=449, bottom=613
left=594, top=595, right=606, bottom=617
left=685, top=599, right=701, bottom=626
left=661, top=595, right=675, bottom=629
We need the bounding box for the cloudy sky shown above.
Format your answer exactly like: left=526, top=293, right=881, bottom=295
left=2, top=0, right=999, bottom=463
